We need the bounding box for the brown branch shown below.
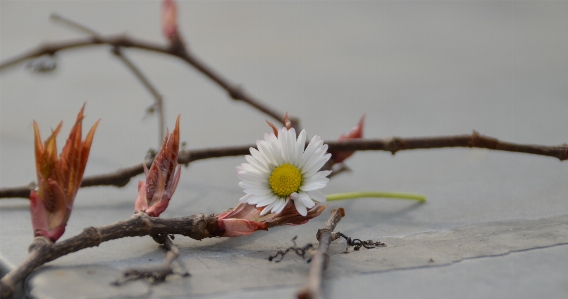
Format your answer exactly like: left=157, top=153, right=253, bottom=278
left=0, top=30, right=295, bottom=128
left=0, top=213, right=219, bottom=299
left=297, top=208, right=345, bottom=299
left=2, top=132, right=567, bottom=199
left=326, top=131, right=568, bottom=160
left=50, top=14, right=166, bottom=144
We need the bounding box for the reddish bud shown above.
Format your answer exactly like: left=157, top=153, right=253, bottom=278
left=330, top=114, right=365, bottom=163
left=135, top=115, right=181, bottom=217
left=161, top=0, right=179, bottom=42
left=30, top=104, right=99, bottom=241
left=283, top=112, right=292, bottom=130
left=266, top=113, right=293, bottom=137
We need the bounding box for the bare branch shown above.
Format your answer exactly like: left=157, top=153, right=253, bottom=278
left=49, top=14, right=166, bottom=144
left=297, top=208, right=345, bottom=299
left=0, top=31, right=294, bottom=127
left=2, top=132, right=566, bottom=199
left=0, top=213, right=218, bottom=299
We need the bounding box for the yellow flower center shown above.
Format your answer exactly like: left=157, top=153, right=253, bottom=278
left=269, top=164, right=302, bottom=197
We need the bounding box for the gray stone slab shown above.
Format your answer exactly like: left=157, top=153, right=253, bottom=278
left=2, top=1, right=568, bottom=299
left=23, top=215, right=568, bottom=298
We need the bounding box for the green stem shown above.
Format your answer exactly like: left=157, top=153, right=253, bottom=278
left=326, top=191, right=426, bottom=203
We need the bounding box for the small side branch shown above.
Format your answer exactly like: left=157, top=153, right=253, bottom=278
left=0, top=213, right=218, bottom=299
left=50, top=14, right=166, bottom=144
left=111, top=47, right=166, bottom=144
left=113, top=234, right=189, bottom=285
left=297, top=208, right=345, bottom=299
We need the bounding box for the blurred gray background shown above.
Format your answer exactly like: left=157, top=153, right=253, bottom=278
left=1, top=1, right=568, bottom=298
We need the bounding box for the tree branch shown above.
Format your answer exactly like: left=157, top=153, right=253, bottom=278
left=0, top=213, right=219, bottom=299
left=50, top=13, right=167, bottom=145
left=297, top=208, right=345, bottom=299
left=2, top=132, right=566, bottom=199
left=0, top=30, right=296, bottom=128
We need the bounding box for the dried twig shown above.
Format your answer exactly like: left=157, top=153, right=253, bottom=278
left=268, top=236, right=314, bottom=263
left=0, top=213, right=219, bottom=299
left=333, top=232, right=386, bottom=251
left=2, top=132, right=567, bottom=199
left=113, top=234, right=189, bottom=285
left=297, top=208, right=345, bottom=299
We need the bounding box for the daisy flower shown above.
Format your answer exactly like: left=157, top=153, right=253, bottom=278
left=237, top=127, right=331, bottom=216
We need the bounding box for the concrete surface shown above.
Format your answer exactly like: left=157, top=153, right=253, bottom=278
left=1, top=1, right=568, bottom=298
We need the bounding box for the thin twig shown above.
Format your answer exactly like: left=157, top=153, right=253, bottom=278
left=114, top=234, right=189, bottom=285
left=2, top=132, right=567, bottom=199
left=267, top=236, right=314, bottom=263
left=111, top=47, right=166, bottom=144
left=297, top=208, right=345, bottom=299
left=0, top=213, right=219, bottom=299
left=0, top=30, right=295, bottom=128
left=50, top=14, right=99, bottom=36
left=50, top=14, right=166, bottom=144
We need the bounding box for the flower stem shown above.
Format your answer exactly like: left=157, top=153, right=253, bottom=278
left=326, top=191, right=426, bottom=203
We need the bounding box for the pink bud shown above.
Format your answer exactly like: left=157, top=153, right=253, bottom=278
left=135, top=115, right=181, bottom=217
left=161, top=0, right=179, bottom=42
left=30, top=104, right=99, bottom=241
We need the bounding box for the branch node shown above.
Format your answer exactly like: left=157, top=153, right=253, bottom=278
left=82, top=227, right=103, bottom=246
left=315, top=229, right=331, bottom=242
left=228, top=86, right=245, bottom=100
left=28, top=236, right=51, bottom=253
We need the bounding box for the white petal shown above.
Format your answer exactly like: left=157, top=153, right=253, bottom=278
left=239, top=194, right=254, bottom=203
left=258, top=141, right=277, bottom=166
left=248, top=194, right=271, bottom=204
left=244, top=188, right=271, bottom=196
left=295, top=130, right=306, bottom=166
left=256, top=195, right=278, bottom=207
left=306, top=170, right=332, bottom=180
left=238, top=181, right=269, bottom=190
left=302, top=145, right=329, bottom=174
left=303, top=153, right=332, bottom=178
left=299, top=192, right=315, bottom=208
left=250, top=148, right=270, bottom=170
left=273, top=199, right=288, bottom=214
left=237, top=170, right=267, bottom=182
left=286, top=128, right=297, bottom=165
left=301, top=179, right=329, bottom=191
left=307, top=190, right=327, bottom=203
left=245, top=155, right=269, bottom=173
left=269, top=138, right=284, bottom=165
left=260, top=200, right=278, bottom=216
left=240, top=163, right=264, bottom=176
left=279, top=128, right=290, bottom=161
left=294, top=199, right=308, bottom=216
left=300, top=136, right=323, bottom=169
